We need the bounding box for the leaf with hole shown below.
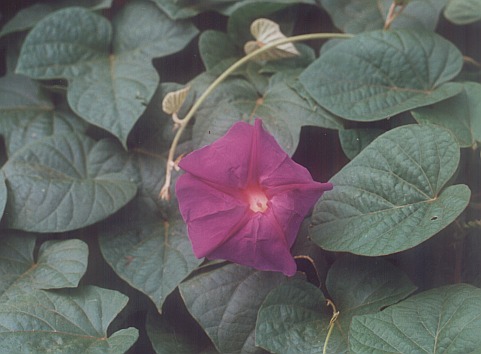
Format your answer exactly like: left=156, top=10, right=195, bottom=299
left=2, top=133, right=137, bottom=232
left=300, top=29, right=463, bottom=121
left=350, top=284, right=481, bottom=353
left=16, top=2, right=198, bottom=146
left=310, top=124, right=470, bottom=255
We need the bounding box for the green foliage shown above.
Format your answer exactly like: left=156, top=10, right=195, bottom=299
left=321, top=0, right=448, bottom=33
left=0, top=0, right=480, bottom=353
left=311, top=124, right=470, bottom=255
left=0, top=286, right=138, bottom=353
left=180, top=264, right=287, bottom=353
left=349, top=284, right=481, bottom=353
left=300, top=29, right=463, bottom=121
left=412, top=82, right=481, bottom=147
left=444, top=0, right=481, bottom=24
left=256, top=256, right=416, bottom=353
left=16, top=2, right=198, bottom=147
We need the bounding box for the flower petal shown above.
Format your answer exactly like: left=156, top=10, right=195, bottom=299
left=178, top=121, right=255, bottom=189
left=207, top=211, right=297, bottom=276
left=176, top=173, right=249, bottom=257
left=176, top=118, right=333, bottom=276
left=251, top=119, right=321, bottom=186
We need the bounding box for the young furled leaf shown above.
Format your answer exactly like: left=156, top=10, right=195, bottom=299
left=244, top=18, right=299, bottom=61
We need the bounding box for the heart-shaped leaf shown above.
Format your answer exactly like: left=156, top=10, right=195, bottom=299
left=0, top=286, right=138, bottom=353
left=0, top=74, right=88, bottom=156
left=412, top=82, right=481, bottom=148
left=99, top=154, right=202, bottom=312
left=255, top=256, right=415, bottom=353
left=16, top=2, right=198, bottom=146
left=321, top=0, right=448, bottom=33
left=2, top=133, right=137, bottom=232
left=300, top=29, right=463, bottom=121
left=162, top=86, right=191, bottom=115
left=0, top=233, right=88, bottom=301
left=244, top=18, right=299, bottom=61
left=179, top=263, right=287, bottom=354
left=99, top=214, right=202, bottom=313
left=310, top=124, right=470, bottom=255
left=444, top=0, right=481, bottom=24
left=350, top=284, right=481, bottom=353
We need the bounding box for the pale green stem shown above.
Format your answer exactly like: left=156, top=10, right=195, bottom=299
left=160, top=32, right=353, bottom=200
left=323, top=299, right=339, bottom=354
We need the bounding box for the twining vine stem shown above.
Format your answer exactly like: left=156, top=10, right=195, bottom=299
left=159, top=32, right=353, bottom=200
left=323, top=299, right=340, bottom=354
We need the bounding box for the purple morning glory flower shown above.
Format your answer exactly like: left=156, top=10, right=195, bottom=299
left=175, top=119, right=333, bottom=276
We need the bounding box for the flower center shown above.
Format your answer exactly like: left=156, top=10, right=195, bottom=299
left=246, top=186, right=269, bottom=213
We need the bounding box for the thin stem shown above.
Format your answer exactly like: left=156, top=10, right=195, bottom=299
left=384, top=1, right=407, bottom=30
left=323, top=299, right=340, bottom=354
left=159, top=32, right=353, bottom=200
left=463, top=55, right=481, bottom=69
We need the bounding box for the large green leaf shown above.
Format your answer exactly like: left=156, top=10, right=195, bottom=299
left=2, top=133, right=137, bottom=232
left=0, top=286, right=138, bottom=353
left=0, top=74, right=88, bottom=156
left=310, top=124, right=470, bottom=255
left=444, top=0, right=481, bottom=24
left=192, top=75, right=343, bottom=156
left=0, top=233, right=88, bottom=301
left=99, top=154, right=201, bottom=312
left=255, top=256, right=415, bottom=353
left=412, top=82, right=481, bottom=148
left=300, top=29, right=463, bottom=121
left=0, top=0, right=112, bottom=37
left=350, top=284, right=481, bottom=353
left=16, top=2, right=198, bottom=147
left=321, top=0, right=448, bottom=33
left=179, top=263, right=287, bottom=354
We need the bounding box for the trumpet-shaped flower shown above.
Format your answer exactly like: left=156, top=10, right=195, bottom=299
left=176, top=119, right=333, bottom=276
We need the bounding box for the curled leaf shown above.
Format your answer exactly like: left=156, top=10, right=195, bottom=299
left=162, top=86, right=190, bottom=115
left=244, top=18, right=299, bottom=61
